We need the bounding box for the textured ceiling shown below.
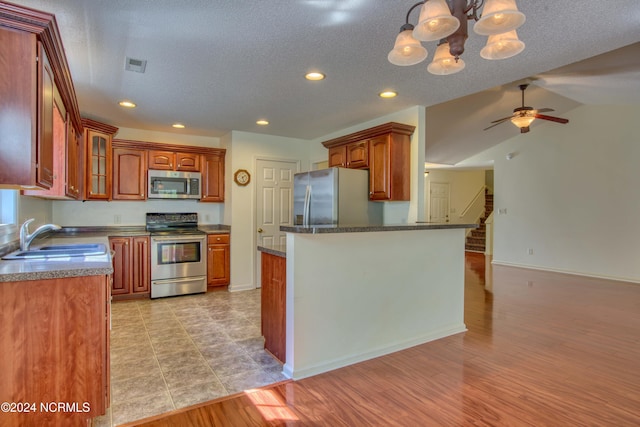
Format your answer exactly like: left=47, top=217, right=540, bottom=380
left=7, top=0, right=640, bottom=164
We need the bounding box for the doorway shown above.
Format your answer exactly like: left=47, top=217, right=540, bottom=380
left=255, top=158, right=299, bottom=287
left=429, top=182, right=450, bottom=223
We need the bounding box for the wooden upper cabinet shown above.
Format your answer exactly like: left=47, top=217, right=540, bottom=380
left=148, top=150, right=174, bottom=170
left=65, top=112, right=83, bottom=199
left=176, top=152, right=200, bottom=171
left=0, top=4, right=83, bottom=190
left=0, top=31, right=52, bottom=188
left=113, top=147, right=146, bottom=200
left=328, top=141, right=369, bottom=169
left=148, top=150, right=200, bottom=171
left=38, top=44, right=55, bottom=188
left=83, top=119, right=118, bottom=200
left=345, top=140, right=369, bottom=169
left=322, top=122, right=414, bottom=202
left=328, top=146, right=346, bottom=168
left=201, top=152, right=225, bottom=202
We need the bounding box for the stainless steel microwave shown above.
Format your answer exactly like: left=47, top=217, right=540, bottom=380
left=148, top=170, right=201, bottom=199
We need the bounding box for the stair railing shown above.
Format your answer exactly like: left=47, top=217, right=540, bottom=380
left=459, top=185, right=489, bottom=238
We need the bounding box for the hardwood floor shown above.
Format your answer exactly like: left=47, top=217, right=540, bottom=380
left=121, top=253, right=640, bottom=426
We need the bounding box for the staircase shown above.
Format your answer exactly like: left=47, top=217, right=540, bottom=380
left=465, top=190, right=493, bottom=253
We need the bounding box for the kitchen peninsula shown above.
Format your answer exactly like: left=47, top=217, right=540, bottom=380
left=259, top=222, right=476, bottom=380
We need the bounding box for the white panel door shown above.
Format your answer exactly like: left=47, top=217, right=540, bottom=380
left=256, top=159, right=298, bottom=287
left=429, top=182, right=450, bottom=223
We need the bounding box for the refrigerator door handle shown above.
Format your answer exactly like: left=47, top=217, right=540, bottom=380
left=303, top=185, right=311, bottom=226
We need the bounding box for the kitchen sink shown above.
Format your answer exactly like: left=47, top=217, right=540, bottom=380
left=2, top=243, right=108, bottom=260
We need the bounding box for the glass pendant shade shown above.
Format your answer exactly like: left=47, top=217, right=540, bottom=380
left=388, top=29, right=428, bottom=66
left=474, top=0, right=526, bottom=36
left=413, top=0, right=460, bottom=42
left=480, top=30, right=525, bottom=60
left=427, top=43, right=465, bottom=75
left=511, top=113, right=535, bottom=128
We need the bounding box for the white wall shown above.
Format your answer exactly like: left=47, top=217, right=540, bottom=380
left=460, top=104, right=640, bottom=282
left=226, top=131, right=311, bottom=291
left=424, top=169, right=486, bottom=224
left=284, top=228, right=467, bottom=379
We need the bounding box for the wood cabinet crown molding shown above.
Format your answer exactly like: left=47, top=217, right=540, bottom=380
left=321, top=122, right=415, bottom=149
left=1, top=2, right=82, bottom=133
left=82, top=118, right=119, bottom=136
left=113, top=138, right=226, bottom=156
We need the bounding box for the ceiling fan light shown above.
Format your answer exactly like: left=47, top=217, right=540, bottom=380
left=474, top=0, right=526, bottom=36
left=388, top=29, right=428, bottom=66
left=413, top=0, right=460, bottom=42
left=511, top=113, right=535, bottom=129
left=427, top=43, right=465, bottom=75
left=480, top=30, right=525, bottom=60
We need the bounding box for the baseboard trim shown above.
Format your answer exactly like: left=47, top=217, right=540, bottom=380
left=491, top=259, right=640, bottom=285
left=283, top=323, right=467, bottom=380
left=228, top=282, right=256, bottom=292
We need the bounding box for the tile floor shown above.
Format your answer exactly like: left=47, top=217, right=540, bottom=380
left=93, top=289, right=286, bottom=427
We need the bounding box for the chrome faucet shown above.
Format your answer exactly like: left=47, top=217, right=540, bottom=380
left=20, top=218, right=62, bottom=251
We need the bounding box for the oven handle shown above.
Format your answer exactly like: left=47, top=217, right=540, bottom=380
left=151, top=235, right=206, bottom=242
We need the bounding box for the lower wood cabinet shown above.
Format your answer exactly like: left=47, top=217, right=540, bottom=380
left=0, top=274, right=110, bottom=426
left=207, top=234, right=230, bottom=287
left=109, top=236, right=150, bottom=300
left=261, top=252, right=286, bottom=363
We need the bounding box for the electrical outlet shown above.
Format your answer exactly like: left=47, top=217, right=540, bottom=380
left=499, top=208, right=507, bottom=215
left=527, top=248, right=534, bottom=255
left=114, top=214, right=121, bottom=224
left=205, top=214, right=211, bottom=222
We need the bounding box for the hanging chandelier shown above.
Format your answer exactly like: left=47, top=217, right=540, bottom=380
left=388, top=0, right=526, bottom=75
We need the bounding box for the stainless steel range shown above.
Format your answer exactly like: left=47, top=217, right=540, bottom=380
left=146, top=213, right=206, bottom=299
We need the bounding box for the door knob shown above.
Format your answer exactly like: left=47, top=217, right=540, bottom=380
left=257, top=228, right=263, bottom=233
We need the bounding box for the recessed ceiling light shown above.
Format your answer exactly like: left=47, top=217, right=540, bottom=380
left=305, top=72, right=325, bottom=81
left=256, top=120, right=269, bottom=126
left=379, top=91, right=397, bottom=99
left=118, top=100, right=136, bottom=108
left=172, top=123, right=185, bottom=129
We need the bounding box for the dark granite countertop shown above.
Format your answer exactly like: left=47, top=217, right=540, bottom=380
left=198, top=224, right=231, bottom=234
left=257, top=244, right=286, bottom=258
left=280, top=222, right=477, bottom=234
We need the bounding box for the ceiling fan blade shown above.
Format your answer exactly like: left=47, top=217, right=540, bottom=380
left=535, top=114, right=569, bottom=124
left=536, top=108, right=554, bottom=113
left=490, top=115, right=515, bottom=124
left=483, top=120, right=510, bottom=131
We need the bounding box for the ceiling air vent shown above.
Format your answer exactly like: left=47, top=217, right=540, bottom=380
left=125, top=57, right=147, bottom=73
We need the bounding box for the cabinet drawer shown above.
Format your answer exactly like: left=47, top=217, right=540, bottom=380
left=208, top=234, right=230, bottom=244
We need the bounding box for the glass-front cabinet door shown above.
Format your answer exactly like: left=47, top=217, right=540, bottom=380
left=82, top=119, right=118, bottom=200
left=86, top=129, right=111, bottom=199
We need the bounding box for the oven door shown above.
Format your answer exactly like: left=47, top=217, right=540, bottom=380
left=150, top=234, right=206, bottom=281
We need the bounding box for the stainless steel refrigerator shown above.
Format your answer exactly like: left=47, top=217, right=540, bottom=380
left=293, top=167, right=382, bottom=226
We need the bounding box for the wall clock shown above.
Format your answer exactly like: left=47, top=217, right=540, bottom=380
left=234, top=169, right=251, bottom=186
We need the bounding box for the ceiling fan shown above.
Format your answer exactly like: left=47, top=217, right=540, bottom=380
left=484, top=84, right=569, bottom=133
